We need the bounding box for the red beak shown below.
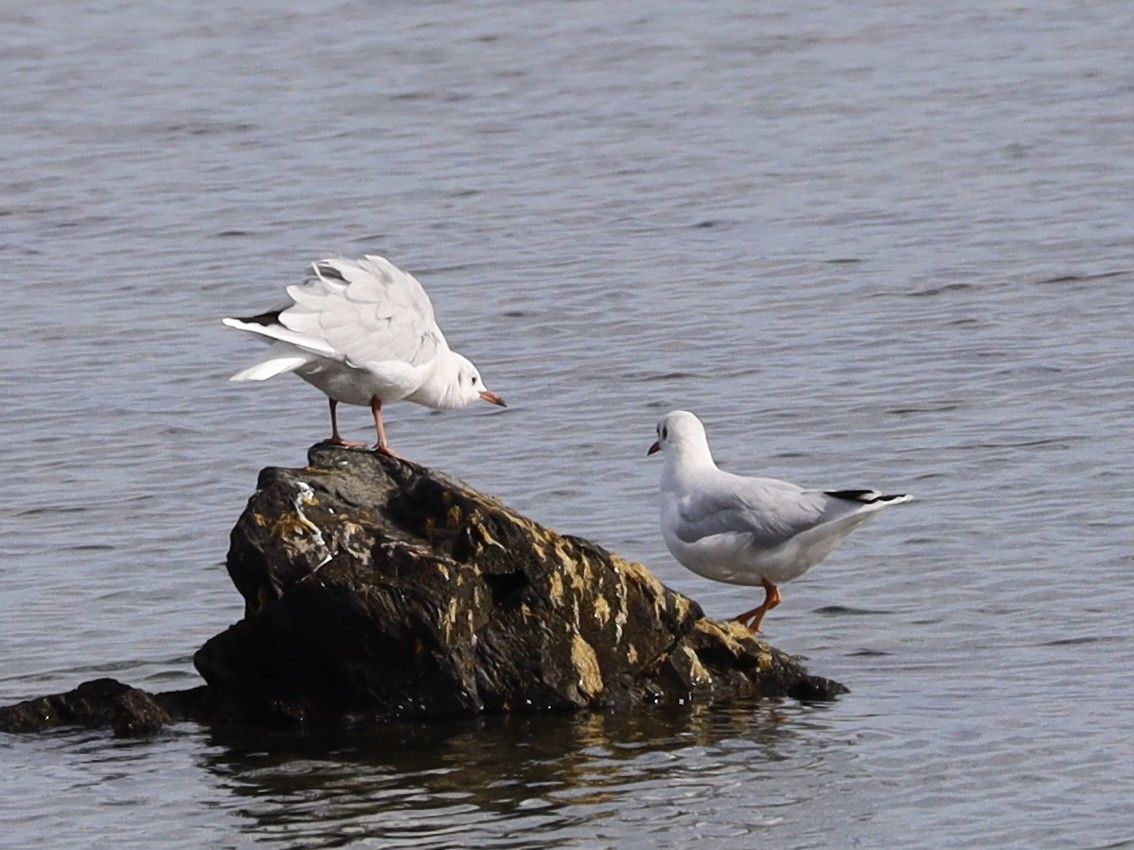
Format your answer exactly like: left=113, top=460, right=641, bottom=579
left=479, top=390, right=507, bottom=407
left=647, top=440, right=660, bottom=456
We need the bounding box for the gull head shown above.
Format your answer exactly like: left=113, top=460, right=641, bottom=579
left=420, top=351, right=506, bottom=410
left=647, top=410, right=710, bottom=458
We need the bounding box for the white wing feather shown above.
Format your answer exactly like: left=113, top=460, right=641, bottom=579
left=227, top=340, right=314, bottom=381
left=275, top=256, right=446, bottom=368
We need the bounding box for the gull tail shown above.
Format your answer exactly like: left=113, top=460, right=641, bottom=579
left=227, top=340, right=313, bottom=382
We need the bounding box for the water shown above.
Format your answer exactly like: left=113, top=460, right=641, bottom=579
left=2, top=0, right=1133, bottom=846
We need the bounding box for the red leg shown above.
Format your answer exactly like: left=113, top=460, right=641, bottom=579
left=733, top=578, right=782, bottom=634
left=327, top=398, right=365, bottom=447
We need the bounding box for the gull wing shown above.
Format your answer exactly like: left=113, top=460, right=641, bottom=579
left=671, top=474, right=829, bottom=548
left=277, top=255, right=447, bottom=368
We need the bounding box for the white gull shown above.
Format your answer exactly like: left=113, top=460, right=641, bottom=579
left=648, top=410, right=910, bottom=633
left=223, top=254, right=505, bottom=456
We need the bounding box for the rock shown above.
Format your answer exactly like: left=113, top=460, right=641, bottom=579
left=0, top=445, right=845, bottom=737
left=0, top=680, right=216, bottom=737
left=0, top=678, right=169, bottom=737
left=193, top=444, right=845, bottom=725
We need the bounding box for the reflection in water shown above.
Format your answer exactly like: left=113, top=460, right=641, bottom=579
left=201, top=700, right=841, bottom=847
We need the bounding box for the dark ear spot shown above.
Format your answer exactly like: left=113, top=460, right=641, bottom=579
left=662, top=426, right=668, bottom=440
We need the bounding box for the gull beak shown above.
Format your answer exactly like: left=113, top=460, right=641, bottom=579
left=647, top=440, right=660, bottom=456
left=479, top=390, right=507, bottom=407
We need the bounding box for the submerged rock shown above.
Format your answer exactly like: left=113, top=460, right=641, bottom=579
left=0, top=678, right=214, bottom=737
left=1, top=445, right=845, bottom=737
left=194, top=444, right=845, bottom=725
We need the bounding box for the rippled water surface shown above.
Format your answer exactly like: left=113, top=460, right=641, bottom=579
left=3, top=1, right=1133, bottom=847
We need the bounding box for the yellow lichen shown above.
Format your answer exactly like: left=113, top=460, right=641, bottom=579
left=570, top=634, right=604, bottom=698
left=472, top=521, right=506, bottom=551
left=271, top=513, right=314, bottom=539
left=549, top=571, right=565, bottom=606
left=676, top=644, right=713, bottom=687
left=593, top=594, right=611, bottom=626
left=446, top=504, right=463, bottom=529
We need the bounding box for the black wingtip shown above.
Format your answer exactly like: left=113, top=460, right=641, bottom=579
left=877, top=493, right=910, bottom=504
left=234, top=309, right=283, bottom=326
left=825, top=489, right=879, bottom=502
left=313, top=260, right=347, bottom=281
left=825, top=489, right=909, bottom=505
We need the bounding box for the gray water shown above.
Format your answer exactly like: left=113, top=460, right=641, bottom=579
left=2, top=0, right=1133, bottom=847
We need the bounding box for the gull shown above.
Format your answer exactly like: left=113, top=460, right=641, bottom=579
left=648, top=410, right=910, bottom=633
left=223, top=254, right=505, bottom=456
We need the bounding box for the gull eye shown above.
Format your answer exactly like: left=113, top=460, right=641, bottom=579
left=471, top=375, right=478, bottom=385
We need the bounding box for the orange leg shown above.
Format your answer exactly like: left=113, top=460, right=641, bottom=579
left=733, top=578, right=782, bottom=634
left=369, top=396, right=409, bottom=460
left=327, top=399, right=366, bottom=447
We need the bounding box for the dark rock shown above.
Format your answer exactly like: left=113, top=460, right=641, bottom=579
left=156, top=684, right=219, bottom=725
left=1, top=445, right=845, bottom=737
left=786, top=675, right=852, bottom=702
left=0, top=681, right=219, bottom=738
left=0, top=678, right=170, bottom=737
left=193, top=444, right=843, bottom=726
